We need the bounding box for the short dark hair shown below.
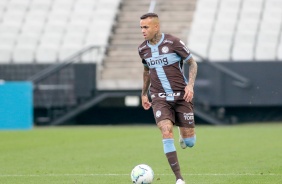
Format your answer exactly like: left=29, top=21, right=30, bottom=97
left=140, top=13, right=158, bottom=19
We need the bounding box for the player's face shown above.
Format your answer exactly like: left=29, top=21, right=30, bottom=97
left=140, top=18, right=158, bottom=41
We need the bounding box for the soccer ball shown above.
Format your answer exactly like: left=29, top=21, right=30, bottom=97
left=131, top=164, right=154, bottom=184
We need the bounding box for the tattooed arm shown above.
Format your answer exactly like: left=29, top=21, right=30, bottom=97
left=183, top=57, right=197, bottom=102
left=141, top=66, right=151, bottom=110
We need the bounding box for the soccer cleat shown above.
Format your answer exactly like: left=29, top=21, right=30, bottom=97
left=179, top=137, right=187, bottom=149
left=176, top=179, right=186, bottom=184
left=178, top=127, right=187, bottom=149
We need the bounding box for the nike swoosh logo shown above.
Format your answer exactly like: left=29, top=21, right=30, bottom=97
left=171, top=162, right=178, bottom=166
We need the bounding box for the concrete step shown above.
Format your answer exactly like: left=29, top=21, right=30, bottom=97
left=107, top=48, right=139, bottom=56
left=114, top=27, right=140, bottom=34
left=112, top=33, right=142, bottom=39
left=122, top=0, right=150, bottom=5
left=121, top=3, right=195, bottom=11
left=100, top=0, right=196, bottom=83
left=103, top=59, right=141, bottom=68
left=113, top=24, right=191, bottom=35
left=110, top=39, right=140, bottom=45
left=123, top=0, right=195, bottom=6
left=97, top=79, right=143, bottom=90
left=118, top=11, right=193, bottom=19
left=100, top=67, right=143, bottom=79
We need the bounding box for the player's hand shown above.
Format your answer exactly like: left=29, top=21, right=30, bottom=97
left=141, top=95, right=151, bottom=110
left=183, top=84, right=194, bottom=102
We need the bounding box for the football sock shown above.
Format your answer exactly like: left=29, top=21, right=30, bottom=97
left=162, top=138, right=176, bottom=153
left=184, top=135, right=196, bottom=147
left=166, top=151, right=183, bottom=181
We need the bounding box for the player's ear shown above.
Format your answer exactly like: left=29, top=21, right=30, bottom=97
left=155, top=23, right=159, bottom=31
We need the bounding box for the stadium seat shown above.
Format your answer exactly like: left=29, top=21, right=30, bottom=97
left=0, top=47, right=13, bottom=63
left=264, top=0, right=282, bottom=12
left=259, top=21, right=281, bottom=35
left=208, top=43, right=231, bottom=61
left=12, top=45, right=35, bottom=63
left=68, top=12, right=92, bottom=26
left=35, top=44, right=59, bottom=63
left=81, top=47, right=104, bottom=63
left=73, top=0, right=97, bottom=14
left=51, top=0, right=75, bottom=12
left=236, top=20, right=259, bottom=36
left=29, top=0, right=53, bottom=9
left=213, top=21, right=236, bottom=35
left=16, top=34, right=39, bottom=48
left=43, top=22, right=66, bottom=37
left=6, top=0, right=30, bottom=11
left=21, top=22, right=45, bottom=39
left=41, top=31, right=63, bottom=45
left=232, top=43, right=254, bottom=61
left=234, top=32, right=255, bottom=44
left=277, top=42, right=282, bottom=60
left=255, top=32, right=279, bottom=61
left=241, top=0, right=264, bottom=12
left=62, top=32, right=85, bottom=47
left=85, top=31, right=110, bottom=47
left=196, top=0, right=219, bottom=11
left=58, top=44, right=84, bottom=61
left=1, top=10, right=26, bottom=25
left=24, top=9, right=48, bottom=23
left=0, top=0, right=9, bottom=8
left=0, top=34, right=17, bottom=49
left=219, top=0, right=241, bottom=10
left=96, top=0, right=120, bottom=10
left=46, top=10, right=70, bottom=25
left=255, top=44, right=277, bottom=61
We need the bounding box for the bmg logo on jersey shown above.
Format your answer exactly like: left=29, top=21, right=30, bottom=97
left=183, top=113, right=194, bottom=121
left=146, top=57, right=168, bottom=67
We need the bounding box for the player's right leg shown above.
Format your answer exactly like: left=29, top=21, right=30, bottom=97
left=157, top=119, right=184, bottom=183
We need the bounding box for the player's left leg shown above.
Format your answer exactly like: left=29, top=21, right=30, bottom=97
left=175, top=100, right=196, bottom=149
left=179, top=127, right=196, bottom=149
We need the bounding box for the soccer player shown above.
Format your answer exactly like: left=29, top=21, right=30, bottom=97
left=138, top=13, right=197, bottom=184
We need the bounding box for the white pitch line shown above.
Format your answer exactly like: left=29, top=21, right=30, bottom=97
left=0, top=173, right=280, bottom=177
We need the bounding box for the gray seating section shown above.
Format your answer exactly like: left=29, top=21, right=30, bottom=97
left=188, top=0, right=282, bottom=61
left=0, top=0, right=121, bottom=63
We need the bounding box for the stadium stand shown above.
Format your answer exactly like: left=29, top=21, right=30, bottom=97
left=0, top=0, right=120, bottom=64
left=0, top=0, right=282, bottom=125
left=188, top=0, right=282, bottom=62
left=2, top=0, right=280, bottom=87
left=0, top=0, right=281, bottom=74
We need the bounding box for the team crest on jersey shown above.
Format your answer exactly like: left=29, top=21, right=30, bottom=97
left=156, top=110, right=161, bottom=118
left=162, top=46, right=169, bottom=53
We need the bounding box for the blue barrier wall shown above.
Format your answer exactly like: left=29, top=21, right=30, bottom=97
left=0, top=81, right=33, bottom=130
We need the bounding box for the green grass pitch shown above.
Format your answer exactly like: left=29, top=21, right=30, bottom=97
left=0, top=123, right=281, bottom=184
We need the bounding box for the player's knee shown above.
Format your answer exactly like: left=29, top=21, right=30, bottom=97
left=184, top=135, right=196, bottom=147
left=162, top=130, right=172, bottom=138
left=158, top=121, right=173, bottom=138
